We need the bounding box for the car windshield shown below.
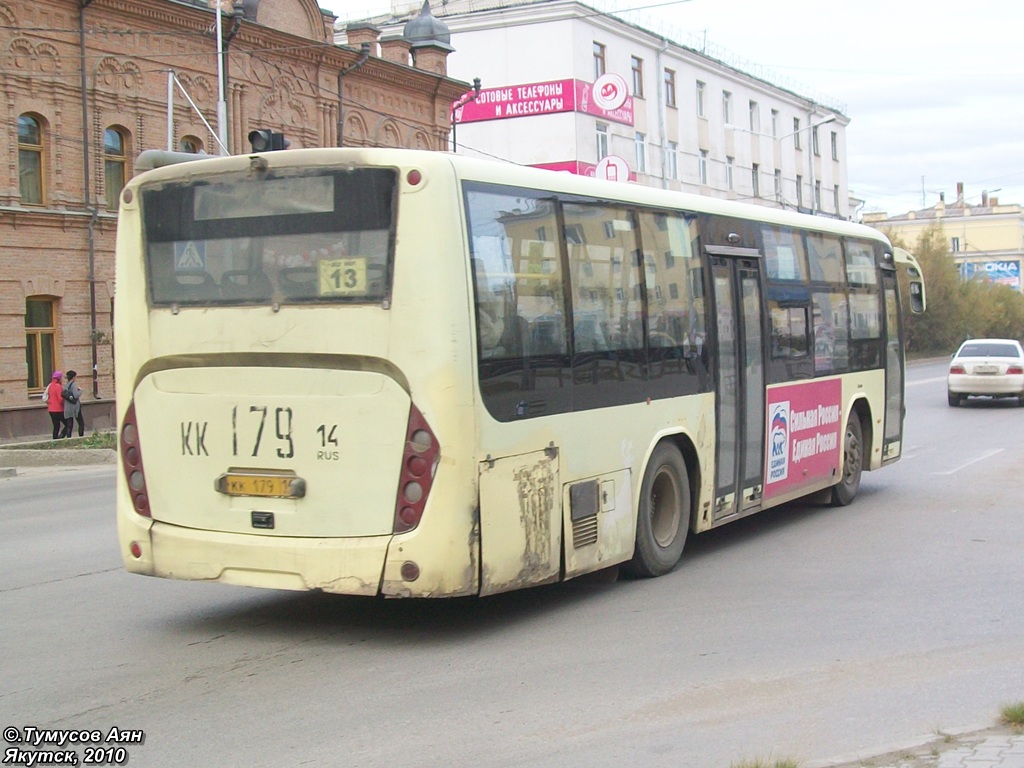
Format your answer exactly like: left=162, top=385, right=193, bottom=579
left=957, top=342, right=1020, bottom=358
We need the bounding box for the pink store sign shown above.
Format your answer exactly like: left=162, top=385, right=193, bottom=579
left=763, top=378, right=843, bottom=500
left=454, top=79, right=634, bottom=126
left=529, top=160, right=638, bottom=182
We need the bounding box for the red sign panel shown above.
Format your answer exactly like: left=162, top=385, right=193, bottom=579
left=454, top=79, right=634, bottom=126
left=764, top=379, right=843, bottom=500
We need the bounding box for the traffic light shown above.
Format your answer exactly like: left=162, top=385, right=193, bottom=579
left=247, top=129, right=290, bottom=152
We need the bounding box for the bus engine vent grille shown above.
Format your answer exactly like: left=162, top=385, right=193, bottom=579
left=569, top=480, right=601, bottom=549
left=572, top=515, right=599, bottom=548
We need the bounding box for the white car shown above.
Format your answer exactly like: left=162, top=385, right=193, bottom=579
left=947, top=338, right=1024, bottom=406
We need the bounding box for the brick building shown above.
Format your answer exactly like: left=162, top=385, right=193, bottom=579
left=1, top=0, right=465, bottom=439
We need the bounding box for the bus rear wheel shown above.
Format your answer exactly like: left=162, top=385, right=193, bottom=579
left=831, top=414, right=864, bottom=507
left=625, top=443, right=689, bottom=577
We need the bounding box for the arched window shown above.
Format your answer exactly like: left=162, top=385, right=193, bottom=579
left=18, top=114, right=44, bottom=204
left=179, top=136, right=203, bottom=153
left=104, top=127, right=127, bottom=210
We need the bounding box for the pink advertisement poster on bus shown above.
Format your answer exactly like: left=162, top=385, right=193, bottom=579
left=764, top=378, right=843, bottom=500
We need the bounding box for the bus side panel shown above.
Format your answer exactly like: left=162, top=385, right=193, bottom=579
left=379, top=156, right=482, bottom=598
left=477, top=450, right=561, bottom=596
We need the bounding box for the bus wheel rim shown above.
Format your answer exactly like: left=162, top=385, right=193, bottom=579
left=650, top=468, right=680, bottom=547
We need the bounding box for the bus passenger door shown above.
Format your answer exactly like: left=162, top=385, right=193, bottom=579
left=709, top=250, right=766, bottom=521
left=881, top=271, right=904, bottom=461
left=477, top=449, right=561, bottom=596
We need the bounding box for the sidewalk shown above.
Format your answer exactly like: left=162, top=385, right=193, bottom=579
left=0, top=433, right=115, bottom=475
left=815, top=724, right=1024, bottom=768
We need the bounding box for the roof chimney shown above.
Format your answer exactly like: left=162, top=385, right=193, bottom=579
left=956, top=182, right=964, bottom=206
left=981, top=190, right=989, bottom=207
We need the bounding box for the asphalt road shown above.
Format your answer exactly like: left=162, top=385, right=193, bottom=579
left=1, top=360, right=1022, bottom=768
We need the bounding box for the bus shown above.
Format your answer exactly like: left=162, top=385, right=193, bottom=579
left=114, top=148, right=925, bottom=598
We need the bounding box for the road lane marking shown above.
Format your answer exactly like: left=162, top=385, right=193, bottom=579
left=932, top=448, right=1004, bottom=475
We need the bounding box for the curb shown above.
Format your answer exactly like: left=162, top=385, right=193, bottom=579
left=0, top=448, right=116, bottom=468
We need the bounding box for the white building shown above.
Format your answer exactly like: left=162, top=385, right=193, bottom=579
left=340, top=0, right=853, bottom=219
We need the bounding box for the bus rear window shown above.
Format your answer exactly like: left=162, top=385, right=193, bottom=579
left=140, top=167, right=396, bottom=305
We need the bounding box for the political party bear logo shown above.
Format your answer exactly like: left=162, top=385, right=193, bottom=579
left=767, top=401, right=790, bottom=483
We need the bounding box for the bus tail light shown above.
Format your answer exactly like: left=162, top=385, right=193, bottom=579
left=393, top=404, right=440, bottom=534
left=119, top=401, right=151, bottom=518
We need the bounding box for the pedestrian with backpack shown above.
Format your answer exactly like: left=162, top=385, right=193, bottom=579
left=45, top=371, right=65, bottom=440
left=59, top=369, right=85, bottom=438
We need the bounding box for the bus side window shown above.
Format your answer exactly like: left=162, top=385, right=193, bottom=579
left=466, top=189, right=566, bottom=361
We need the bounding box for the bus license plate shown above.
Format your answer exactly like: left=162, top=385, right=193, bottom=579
left=215, top=471, right=305, bottom=499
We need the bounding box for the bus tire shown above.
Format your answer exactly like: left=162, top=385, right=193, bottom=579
left=831, top=413, right=864, bottom=507
left=625, top=442, right=689, bottom=578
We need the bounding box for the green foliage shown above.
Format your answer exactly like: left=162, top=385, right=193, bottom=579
left=888, top=222, right=1024, bottom=354
left=1001, top=701, right=1024, bottom=727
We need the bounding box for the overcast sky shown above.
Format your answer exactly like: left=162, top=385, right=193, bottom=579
left=326, top=0, right=1024, bottom=215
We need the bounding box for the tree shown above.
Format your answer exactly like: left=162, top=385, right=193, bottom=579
left=885, top=222, right=1024, bottom=352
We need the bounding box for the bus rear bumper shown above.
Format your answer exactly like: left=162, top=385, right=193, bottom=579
left=140, top=521, right=389, bottom=596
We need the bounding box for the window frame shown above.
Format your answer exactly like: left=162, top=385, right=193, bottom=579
left=595, top=122, right=609, bottom=161
left=696, top=81, right=705, bottom=117
left=104, top=126, right=128, bottom=211
left=664, top=68, right=676, bottom=108
left=25, top=297, right=58, bottom=394
left=698, top=150, right=708, bottom=185
left=631, top=56, right=644, bottom=97
left=634, top=132, right=647, bottom=173
left=18, top=113, right=45, bottom=205
left=593, top=42, right=606, bottom=79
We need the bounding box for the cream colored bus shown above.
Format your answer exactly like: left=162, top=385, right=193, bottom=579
left=114, top=148, right=924, bottom=598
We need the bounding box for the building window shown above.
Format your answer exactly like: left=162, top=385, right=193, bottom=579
left=951, top=237, right=961, bottom=253
left=793, top=118, right=801, bottom=149
left=25, top=298, right=57, bottom=393
left=696, top=81, right=705, bottom=117
left=634, top=132, right=647, bottom=173
left=812, top=125, right=821, bottom=156
left=698, top=150, right=708, bottom=185
left=833, top=185, right=840, bottom=213
left=104, top=127, right=127, bottom=211
left=749, top=100, right=759, bottom=132
left=771, top=109, right=779, bottom=137
left=593, top=42, right=606, bottom=78
left=814, top=180, right=822, bottom=210
left=726, top=156, right=734, bottom=190
left=831, top=130, right=839, bottom=161
left=596, top=122, right=609, bottom=161
left=180, top=136, right=203, bottom=153
left=722, top=91, right=732, bottom=124
left=667, top=141, right=678, bottom=180
left=796, top=175, right=804, bottom=208
left=774, top=169, right=782, bottom=202
left=631, top=56, right=644, bottom=97
left=18, top=114, right=44, bottom=205
left=664, top=69, right=676, bottom=107
left=752, top=163, right=760, bottom=198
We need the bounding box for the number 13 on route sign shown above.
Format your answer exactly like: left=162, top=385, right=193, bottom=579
left=318, top=257, right=367, bottom=296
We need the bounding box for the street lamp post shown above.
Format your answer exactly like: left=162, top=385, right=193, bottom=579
left=734, top=114, right=838, bottom=213
left=805, top=115, right=836, bottom=215
left=450, top=78, right=481, bottom=153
